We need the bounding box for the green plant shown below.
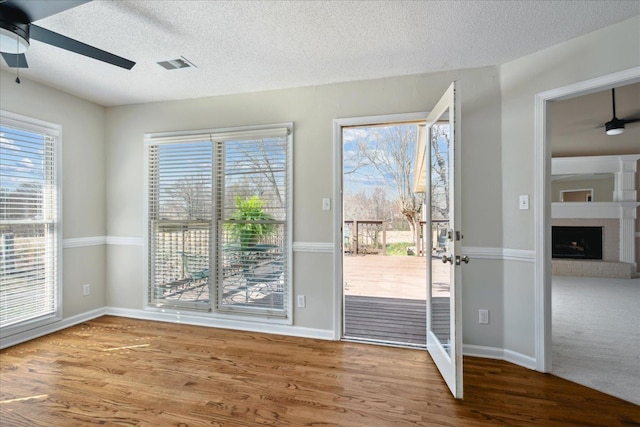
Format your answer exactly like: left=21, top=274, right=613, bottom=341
left=385, top=242, right=414, bottom=256
left=226, top=196, right=275, bottom=248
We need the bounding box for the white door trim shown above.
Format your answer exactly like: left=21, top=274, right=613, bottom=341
left=533, top=66, right=640, bottom=372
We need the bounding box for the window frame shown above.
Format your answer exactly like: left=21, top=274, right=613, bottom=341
left=0, top=110, right=63, bottom=338
left=143, top=123, right=293, bottom=324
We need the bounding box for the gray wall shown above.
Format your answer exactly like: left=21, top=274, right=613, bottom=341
left=104, top=66, right=505, bottom=347
left=551, top=176, right=615, bottom=202
left=499, top=16, right=639, bottom=356
left=0, top=71, right=107, bottom=318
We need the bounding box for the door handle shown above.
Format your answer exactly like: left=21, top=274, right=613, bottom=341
left=455, top=255, right=470, bottom=265
left=442, top=255, right=453, bottom=264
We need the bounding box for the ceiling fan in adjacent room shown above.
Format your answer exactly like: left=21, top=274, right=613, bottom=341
left=603, top=88, right=639, bottom=136
left=0, top=0, right=135, bottom=72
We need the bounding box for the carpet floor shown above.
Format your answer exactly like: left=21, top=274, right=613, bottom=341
left=552, top=275, right=640, bottom=405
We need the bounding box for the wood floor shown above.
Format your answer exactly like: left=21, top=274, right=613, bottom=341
left=1, top=316, right=639, bottom=426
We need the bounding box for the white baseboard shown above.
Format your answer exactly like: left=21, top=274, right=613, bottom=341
left=2, top=308, right=538, bottom=373
left=0, top=307, right=106, bottom=350
left=463, top=344, right=537, bottom=370
left=105, top=307, right=335, bottom=341
left=503, top=348, right=537, bottom=370
left=463, top=344, right=505, bottom=360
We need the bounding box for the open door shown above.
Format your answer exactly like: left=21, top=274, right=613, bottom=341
left=414, top=82, right=465, bottom=398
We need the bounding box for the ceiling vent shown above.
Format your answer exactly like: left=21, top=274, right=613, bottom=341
left=157, top=57, right=196, bottom=70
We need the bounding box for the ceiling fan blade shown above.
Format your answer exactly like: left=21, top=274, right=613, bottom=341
left=1, top=52, right=28, bottom=68
left=622, top=117, right=640, bottom=124
left=3, top=0, right=90, bottom=22
left=30, top=24, right=135, bottom=70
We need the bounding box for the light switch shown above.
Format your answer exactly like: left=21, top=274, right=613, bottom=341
left=519, top=195, right=529, bottom=210
left=322, top=198, right=331, bottom=211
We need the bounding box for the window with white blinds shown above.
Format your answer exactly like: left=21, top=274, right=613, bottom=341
left=145, top=125, right=292, bottom=319
left=147, top=141, right=212, bottom=311
left=0, top=112, right=61, bottom=331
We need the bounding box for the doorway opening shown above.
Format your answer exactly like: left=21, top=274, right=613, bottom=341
left=534, top=67, right=640, bottom=376
left=545, top=79, right=640, bottom=405
left=340, top=118, right=427, bottom=347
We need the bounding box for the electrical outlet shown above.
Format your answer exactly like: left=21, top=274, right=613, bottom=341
left=82, top=284, right=91, bottom=296
left=479, top=309, right=489, bottom=324
left=297, top=295, right=306, bottom=308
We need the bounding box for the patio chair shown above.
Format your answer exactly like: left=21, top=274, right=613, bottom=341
left=240, top=250, right=284, bottom=303
left=155, top=253, right=209, bottom=300
left=179, top=252, right=209, bottom=283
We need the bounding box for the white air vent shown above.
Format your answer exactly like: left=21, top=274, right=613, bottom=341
left=157, top=57, right=196, bottom=70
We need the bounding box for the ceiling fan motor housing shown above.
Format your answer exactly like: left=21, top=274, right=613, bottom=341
left=605, top=117, right=625, bottom=135
left=0, top=6, right=30, bottom=53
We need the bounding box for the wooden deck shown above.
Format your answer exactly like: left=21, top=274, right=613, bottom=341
left=343, top=254, right=450, bottom=299
left=344, top=295, right=450, bottom=346
left=343, top=255, right=451, bottom=346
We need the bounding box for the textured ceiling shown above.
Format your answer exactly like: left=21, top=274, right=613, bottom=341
left=1, top=0, right=639, bottom=107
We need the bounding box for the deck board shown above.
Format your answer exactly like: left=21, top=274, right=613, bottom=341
left=343, top=255, right=451, bottom=346
left=344, top=295, right=450, bottom=345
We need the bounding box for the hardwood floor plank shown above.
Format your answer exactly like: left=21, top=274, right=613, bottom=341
left=1, top=316, right=638, bottom=426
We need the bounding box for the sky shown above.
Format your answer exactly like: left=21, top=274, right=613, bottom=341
left=0, top=126, right=48, bottom=193
left=342, top=124, right=418, bottom=200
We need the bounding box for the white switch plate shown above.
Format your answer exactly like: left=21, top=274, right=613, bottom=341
left=82, top=284, right=91, bottom=296
left=297, top=295, right=306, bottom=308
left=479, top=309, right=489, bottom=324
left=519, top=195, right=529, bottom=210
left=322, top=198, right=331, bottom=211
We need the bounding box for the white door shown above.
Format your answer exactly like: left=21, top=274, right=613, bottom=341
left=420, top=82, right=464, bottom=398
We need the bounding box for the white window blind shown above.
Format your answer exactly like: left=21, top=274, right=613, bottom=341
left=148, top=141, right=212, bottom=310
left=0, top=114, right=60, bottom=330
left=146, top=125, right=291, bottom=318
left=215, top=136, right=288, bottom=316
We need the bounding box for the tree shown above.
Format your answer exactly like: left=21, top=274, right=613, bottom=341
left=165, top=173, right=211, bottom=220
left=344, top=125, right=425, bottom=246
left=343, top=187, right=393, bottom=249
left=430, top=124, right=450, bottom=220
left=236, top=138, right=286, bottom=211
left=0, top=183, right=43, bottom=220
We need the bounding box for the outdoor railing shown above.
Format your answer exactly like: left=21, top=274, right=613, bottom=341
left=150, top=220, right=285, bottom=309
left=343, top=219, right=450, bottom=257
left=343, top=220, right=387, bottom=255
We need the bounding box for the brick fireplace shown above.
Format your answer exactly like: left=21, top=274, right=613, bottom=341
left=551, top=154, right=639, bottom=279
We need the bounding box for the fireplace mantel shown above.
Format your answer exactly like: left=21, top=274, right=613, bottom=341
left=552, top=201, right=639, bottom=219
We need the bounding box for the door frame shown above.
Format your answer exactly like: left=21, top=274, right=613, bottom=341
left=533, top=66, right=640, bottom=371
left=332, top=112, right=427, bottom=340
